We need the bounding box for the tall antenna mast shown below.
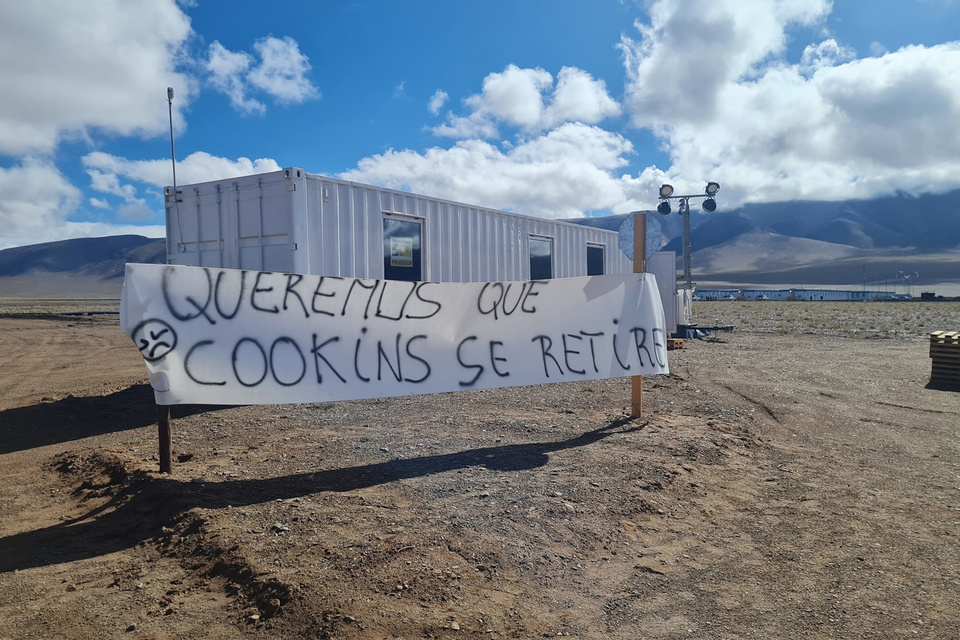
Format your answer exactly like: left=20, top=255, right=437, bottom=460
left=167, top=87, right=177, bottom=193
left=166, top=87, right=184, bottom=252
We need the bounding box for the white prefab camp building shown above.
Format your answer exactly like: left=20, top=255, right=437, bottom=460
left=163, top=168, right=632, bottom=282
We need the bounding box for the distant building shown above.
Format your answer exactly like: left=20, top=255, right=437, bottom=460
left=694, top=288, right=911, bottom=302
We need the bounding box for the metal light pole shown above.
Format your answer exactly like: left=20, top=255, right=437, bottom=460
left=657, top=182, right=720, bottom=292
left=680, top=197, right=693, bottom=289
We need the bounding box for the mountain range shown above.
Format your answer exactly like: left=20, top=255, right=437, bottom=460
left=1, top=190, right=959, bottom=298
left=569, top=189, right=960, bottom=292
left=0, top=235, right=164, bottom=297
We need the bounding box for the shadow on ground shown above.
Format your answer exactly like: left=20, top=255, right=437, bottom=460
left=0, top=419, right=645, bottom=573
left=0, top=385, right=226, bottom=455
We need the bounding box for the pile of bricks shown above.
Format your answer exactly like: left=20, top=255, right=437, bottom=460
left=929, top=331, right=960, bottom=388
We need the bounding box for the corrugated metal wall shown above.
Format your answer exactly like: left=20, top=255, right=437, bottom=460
left=166, top=168, right=632, bottom=281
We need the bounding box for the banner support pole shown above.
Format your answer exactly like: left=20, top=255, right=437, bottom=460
left=157, top=404, right=173, bottom=474
left=631, top=213, right=646, bottom=418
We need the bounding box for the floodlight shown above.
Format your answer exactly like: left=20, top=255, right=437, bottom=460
left=705, top=181, right=720, bottom=196
left=167, top=86, right=174, bottom=101
left=702, top=198, right=717, bottom=212
left=657, top=201, right=672, bottom=215
left=659, top=184, right=674, bottom=198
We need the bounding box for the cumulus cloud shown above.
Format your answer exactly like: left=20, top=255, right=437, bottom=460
left=83, top=151, right=281, bottom=188
left=0, top=0, right=193, bottom=156
left=799, top=39, right=856, bottom=75
left=0, top=160, right=80, bottom=249
left=544, top=67, right=622, bottom=128
left=248, top=36, right=319, bottom=104
left=206, top=36, right=319, bottom=113
left=207, top=41, right=264, bottom=114
left=0, top=151, right=283, bottom=249
left=620, top=0, right=832, bottom=128
left=428, top=90, right=449, bottom=115
left=343, top=123, right=648, bottom=218
left=619, top=0, right=960, bottom=204
left=0, top=159, right=171, bottom=250
left=432, top=64, right=620, bottom=138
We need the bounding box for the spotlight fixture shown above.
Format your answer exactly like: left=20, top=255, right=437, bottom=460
left=652, top=180, right=719, bottom=292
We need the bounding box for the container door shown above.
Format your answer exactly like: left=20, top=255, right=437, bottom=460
left=382, top=214, right=423, bottom=281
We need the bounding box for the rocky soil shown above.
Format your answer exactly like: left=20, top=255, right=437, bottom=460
left=1, top=300, right=958, bottom=639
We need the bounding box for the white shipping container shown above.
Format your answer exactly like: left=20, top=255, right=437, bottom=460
left=163, top=168, right=633, bottom=282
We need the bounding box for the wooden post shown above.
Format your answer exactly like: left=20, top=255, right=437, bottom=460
left=157, top=404, right=173, bottom=474
left=631, top=213, right=646, bottom=418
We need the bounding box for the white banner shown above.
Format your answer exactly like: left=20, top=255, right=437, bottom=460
left=120, top=264, right=669, bottom=405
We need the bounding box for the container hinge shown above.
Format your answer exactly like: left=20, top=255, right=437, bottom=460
left=289, top=242, right=298, bottom=252
left=287, top=183, right=296, bottom=192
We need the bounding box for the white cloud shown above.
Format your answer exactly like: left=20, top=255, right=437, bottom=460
left=432, top=64, right=620, bottom=138
left=342, top=123, right=645, bottom=218
left=82, top=151, right=282, bottom=188
left=0, top=159, right=167, bottom=250
left=0, top=150, right=279, bottom=249
left=799, top=39, right=856, bottom=75
left=0, top=160, right=82, bottom=247
left=249, top=36, right=320, bottom=104
left=543, top=67, right=622, bottom=128
left=206, top=41, right=265, bottom=115
left=205, top=36, right=319, bottom=113
left=620, top=0, right=832, bottom=128
left=0, top=0, right=193, bottom=156
left=428, top=90, right=449, bottom=115
left=469, top=65, right=554, bottom=128
left=431, top=112, right=501, bottom=140
left=87, top=170, right=138, bottom=201
left=619, top=0, right=960, bottom=204
left=869, top=41, right=889, bottom=57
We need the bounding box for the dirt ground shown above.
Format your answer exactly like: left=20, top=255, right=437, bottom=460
left=1, top=301, right=958, bottom=639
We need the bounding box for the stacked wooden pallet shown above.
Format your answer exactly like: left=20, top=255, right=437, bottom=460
left=929, top=331, right=960, bottom=387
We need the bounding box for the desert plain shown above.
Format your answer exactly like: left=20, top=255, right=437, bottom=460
left=0, top=299, right=958, bottom=639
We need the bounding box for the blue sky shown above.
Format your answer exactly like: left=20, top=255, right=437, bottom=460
left=1, top=0, right=959, bottom=249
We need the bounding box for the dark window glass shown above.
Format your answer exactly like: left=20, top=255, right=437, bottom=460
left=383, top=217, right=422, bottom=281
left=529, top=236, right=553, bottom=280
left=587, top=244, right=605, bottom=276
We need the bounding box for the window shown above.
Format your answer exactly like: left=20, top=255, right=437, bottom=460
left=587, top=244, right=605, bottom=276
left=529, top=236, right=553, bottom=280
left=382, top=215, right=423, bottom=281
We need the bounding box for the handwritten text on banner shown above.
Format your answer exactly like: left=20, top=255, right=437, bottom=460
left=120, top=264, right=669, bottom=406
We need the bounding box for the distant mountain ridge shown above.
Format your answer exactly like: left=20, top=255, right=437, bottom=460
left=0, top=235, right=163, bottom=297
left=572, top=189, right=960, bottom=253
left=568, top=189, right=960, bottom=283
left=0, top=235, right=164, bottom=277
left=2, top=189, right=960, bottom=298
